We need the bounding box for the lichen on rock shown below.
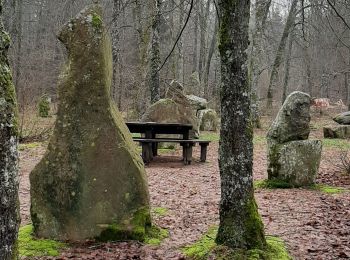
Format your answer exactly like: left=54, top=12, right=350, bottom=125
left=30, top=4, right=151, bottom=241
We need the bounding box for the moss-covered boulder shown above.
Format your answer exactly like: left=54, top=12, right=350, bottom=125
left=198, top=109, right=219, bottom=132
left=267, top=91, right=322, bottom=186
left=30, top=5, right=151, bottom=241
left=324, top=125, right=350, bottom=139
left=267, top=91, right=311, bottom=144
left=333, top=111, right=350, bottom=125
left=186, top=94, right=208, bottom=111
left=143, top=89, right=200, bottom=138
left=268, top=140, right=322, bottom=186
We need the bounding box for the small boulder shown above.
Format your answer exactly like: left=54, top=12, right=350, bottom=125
left=324, top=125, right=350, bottom=139
left=186, top=95, right=208, bottom=111
left=267, top=140, right=322, bottom=187
left=333, top=111, right=350, bottom=125
left=198, top=109, right=218, bottom=132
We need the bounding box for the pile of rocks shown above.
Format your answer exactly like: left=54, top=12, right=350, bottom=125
left=267, top=91, right=322, bottom=187
left=142, top=80, right=219, bottom=137
left=324, top=111, right=350, bottom=139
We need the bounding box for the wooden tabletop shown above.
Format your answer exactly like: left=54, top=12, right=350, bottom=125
left=126, top=122, right=193, bottom=135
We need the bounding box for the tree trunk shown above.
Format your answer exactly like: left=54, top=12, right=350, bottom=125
left=150, top=0, right=161, bottom=103
left=192, top=0, right=198, bottom=73
left=266, top=0, right=298, bottom=111
left=203, top=15, right=218, bottom=99
left=177, top=0, right=184, bottom=83
left=216, top=0, right=266, bottom=250
left=282, top=31, right=294, bottom=103
left=0, top=4, right=20, bottom=258
left=111, top=0, right=121, bottom=107
left=198, top=0, right=210, bottom=85
left=249, top=0, right=272, bottom=128
left=346, top=72, right=350, bottom=110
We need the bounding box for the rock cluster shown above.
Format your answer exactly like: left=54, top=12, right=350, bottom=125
left=323, top=111, right=350, bottom=139
left=267, top=91, right=322, bottom=187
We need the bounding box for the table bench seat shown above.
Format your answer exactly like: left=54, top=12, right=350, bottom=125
left=133, top=138, right=210, bottom=165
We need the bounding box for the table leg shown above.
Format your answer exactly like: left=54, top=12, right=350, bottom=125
left=152, top=133, right=158, bottom=156
left=183, top=143, right=193, bottom=165
left=141, top=142, right=152, bottom=164
left=200, top=143, right=208, bottom=162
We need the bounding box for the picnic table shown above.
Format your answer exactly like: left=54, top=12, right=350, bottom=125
left=126, top=122, right=210, bottom=165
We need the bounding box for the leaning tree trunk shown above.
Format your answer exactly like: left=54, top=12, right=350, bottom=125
left=266, top=0, right=298, bottom=111
left=150, top=0, right=161, bottom=104
left=281, top=31, right=294, bottom=103
left=0, top=2, right=20, bottom=258
left=249, top=0, right=272, bottom=128
left=216, top=0, right=266, bottom=249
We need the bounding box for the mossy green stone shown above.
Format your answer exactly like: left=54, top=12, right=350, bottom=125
left=30, top=5, right=150, bottom=241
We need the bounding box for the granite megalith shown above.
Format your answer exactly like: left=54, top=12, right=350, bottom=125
left=267, top=91, right=322, bottom=186
left=30, top=5, right=151, bottom=241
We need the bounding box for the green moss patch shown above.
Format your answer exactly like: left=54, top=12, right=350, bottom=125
left=182, top=226, right=217, bottom=259
left=253, top=136, right=267, bottom=145
left=144, top=225, right=169, bottom=246
left=182, top=227, right=291, bottom=260
left=322, top=139, right=350, bottom=150
left=152, top=207, right=169, bottom=217
left=199, top=132, right=220, bottom=142
left=311, top=184, right=347, bottom=194
left=19, top=225, right=66, bottom=257
left=19, top=142, right=42, bottom=151
left=254, top=179, right=294, bottom=189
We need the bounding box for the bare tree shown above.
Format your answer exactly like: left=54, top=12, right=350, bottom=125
left=216, top=0, right=266, bottom=249
left=0, top=1, right=20, bottom=258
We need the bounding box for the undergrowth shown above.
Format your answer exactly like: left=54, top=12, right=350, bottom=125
left=182, top=226, right=291, bottom=260
left=19, top=225, right=66, bottom=257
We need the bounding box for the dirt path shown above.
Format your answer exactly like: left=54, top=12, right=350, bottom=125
left=19, top=136, right=350, bottom=259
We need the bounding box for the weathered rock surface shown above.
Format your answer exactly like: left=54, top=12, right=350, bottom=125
left=198, top=109, right=218, bottom=131
left=267, top=91, right=311, bottom=144
left=324, top=125, right=350, bottom=139
left=186, top=95, right=208, bottom=111
left=267, top=91, right=322, bottom=186
left=142, top=98, right=199, bottom=138
left=30, top=5, right=150, bottom=241
left=268, top=140, right=322, bottom=186
left=333, top=111, right=350, bottom=125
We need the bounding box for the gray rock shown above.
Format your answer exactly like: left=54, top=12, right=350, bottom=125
left=198, top=109, right=219, bottom=132
left=142, top=98, right=199, bottom=138
left=30, top=5, right=151, bottom=241
left=267, top=140, right=322, bottom=187
left=267, top=91, right=311, bottom=144
left=186, top=95, right=208, bottom=111
left=324, top=125, right=350, bottom=139
left=333, top=111, right=350, bottom=125
left=267, top=91, right=322, bottom=186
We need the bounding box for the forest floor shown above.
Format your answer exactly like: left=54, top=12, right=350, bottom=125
left=18, top=114, right=350, bottom=259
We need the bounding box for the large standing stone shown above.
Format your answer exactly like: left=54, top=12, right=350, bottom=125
left=333, top=111, right=350, bottom=125
left=268, top=140, right=322, bottom=186
left=324, top=125, right=350, bottom=139
left=267, top=91, right=322, bottom=186
left=30, top=5, right=151, bottom=241
left=267, top=91, right=311, bottom=144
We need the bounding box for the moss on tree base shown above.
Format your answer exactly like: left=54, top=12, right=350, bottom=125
left=183, top=226, right=291, bottom=260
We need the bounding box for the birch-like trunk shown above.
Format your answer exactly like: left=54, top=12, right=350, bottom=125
left=0, top=2, right=20, bottom=258
left=249, top=0, right=272, bottom=128
left=216, top=0, right=266, bottom=250
left=150, top=0, right=161, bottom=103
left=266, top=0, right=298, bottom=111
left=282, top=31, right=294, bottom=103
